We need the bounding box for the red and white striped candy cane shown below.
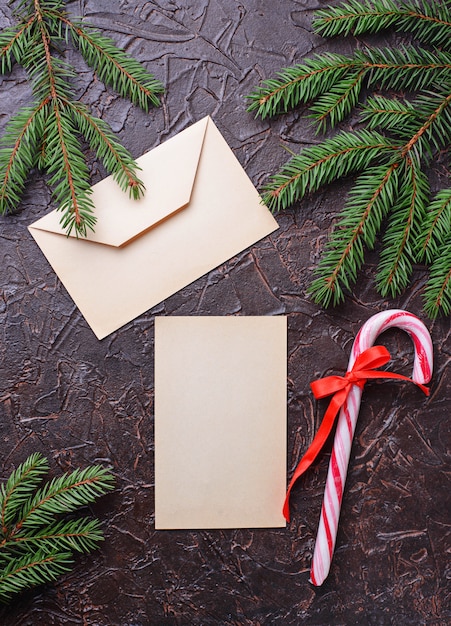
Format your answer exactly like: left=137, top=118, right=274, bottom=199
left=310, top=309, right=433, bottom=586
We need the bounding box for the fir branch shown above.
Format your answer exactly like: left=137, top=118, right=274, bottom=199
left=68, top=101, right=145, bottom=200
left=309, top=102, right=448, bottom=304
left=309, top=161, right=400, bottom=306
left=313, top=0, right=451, bottom=50
left=13, top=1, right=67, bottom=17
left=44, top=101, right=96, bottom=235
left=423, top=242, right=451, bottom=317
left=21, top=34, right=75, bottom=103
left=418, top=185, right=451, bottom=319
left=0, top=549, right=72, bottom=603
left=247, top=53, right=360, bottom=119
left=262, top=130, right=398, bottom=212
left=400, top=89, right=451, bottom=159
left=309, top=69, right=365, bottom=130
left=0, top=454, right=49, bottom=534
left=313, top=0, right=400, bottom=36
left=6, top=518, right=104, bottom=555
left=0, top=100, right=49, bottom=214
left=247, top=46, right=451, bottom=127
left=417, top=188, right=451, bottom=263
left=17, top=465, right=115, bottom=530
left=64, top=18, right=164, bottom=111
left=376, top=155, right=429, bottom=296
left=363, top=89, right=451, bottom=156
left=247, top=0, right=451, bottom=316
left=0, top=0, right=164, bottom=234
left=0, top=17, right=35, bottom=73
left=28, top=1, right=73, bottom=101
left=361, top=94, right=420, bottom=135
left=0, top=453, right=114, bottom=602
left=417, top=188, right=451, bottom=318
left=364, top=46, right=451, bottom=93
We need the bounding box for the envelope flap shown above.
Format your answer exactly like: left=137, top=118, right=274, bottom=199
left=29, top=117, right=210, bottom=247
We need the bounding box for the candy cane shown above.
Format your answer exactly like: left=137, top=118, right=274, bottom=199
left=309, top=310, right=433, bottom=586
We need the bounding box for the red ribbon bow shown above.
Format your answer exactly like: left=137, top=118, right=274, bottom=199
left=283, top=345, right=429, bottom=522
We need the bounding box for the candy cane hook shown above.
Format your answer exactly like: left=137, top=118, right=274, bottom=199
left=310, top=310, right=433, bottom=586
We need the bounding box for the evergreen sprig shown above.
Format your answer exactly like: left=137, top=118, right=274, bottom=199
left=313, top=0, right=451, bottom=47
left=247, top=0, right=451, bottom=317
left=0, top=453, right=114, bottom=603
left=0, top=0, right=164, bottom=235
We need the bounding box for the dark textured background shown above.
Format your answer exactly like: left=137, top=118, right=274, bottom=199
left=0, top=1, right=449, bottom=624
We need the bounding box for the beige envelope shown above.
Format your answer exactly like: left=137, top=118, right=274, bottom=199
left=28, top=117, right=279, bottom=339
left=154, top=316, right=287, bottom=529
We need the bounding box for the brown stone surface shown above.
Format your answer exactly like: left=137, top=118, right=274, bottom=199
left=0, top=1, right=449, bottom=624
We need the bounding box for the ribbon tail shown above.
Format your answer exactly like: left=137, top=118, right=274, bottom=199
left=283, top=389, right=347, bottom=522
left=355, top=370, right=430, bottom=395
